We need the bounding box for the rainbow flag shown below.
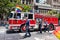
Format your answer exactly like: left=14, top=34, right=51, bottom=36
left=53, top=27, right=60, bottom=39
left=16, top=5, right=23, bottom=12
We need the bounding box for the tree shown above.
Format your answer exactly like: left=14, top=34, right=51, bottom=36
left=0, top=0, right=32, bottom=15
left=58, top=13, right=60, bottom=20
left=22, top=4, right=32, bottom=12
left=0, top=0, right=21, bottom=13
left=47, top=10, right=60, bottom=20
left=59, top=13, right=60, bottom=20
left=0, top=0, right=21, bottom=20
left=47, top=10, right=57, bottom=15
left=48, top=11, right=53, bottom=15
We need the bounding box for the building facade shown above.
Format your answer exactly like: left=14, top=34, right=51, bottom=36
left=20, top=0, right=33, bottom=5
left=12, top=0, right=60, bottom=14
left=34, top=0, right=60, bottom=14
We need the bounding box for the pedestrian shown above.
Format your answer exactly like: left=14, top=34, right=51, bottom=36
left=44, top=21, right=48, bottom=32
left=23, top=17, right=31, bottom=38
left=38, top=19, right=42, bottom=34
left=0, top=18, right=1, bottom=26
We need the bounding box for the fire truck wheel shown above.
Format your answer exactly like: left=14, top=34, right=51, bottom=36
left=48, top=23, right=55, bottom=31
left=20, top=26, right=26, bottom=32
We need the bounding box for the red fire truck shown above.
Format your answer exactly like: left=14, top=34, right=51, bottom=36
left=7, top=11, right=58, bottom=32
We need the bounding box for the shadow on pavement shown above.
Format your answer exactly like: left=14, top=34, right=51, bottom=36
left=6, top=30, right=21, bottom=34
left=6, top=29, right=38, bottom=34
left=6, top=29, right=50, bottom=34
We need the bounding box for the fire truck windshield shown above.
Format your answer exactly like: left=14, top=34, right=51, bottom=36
left=9, top=13, right=13, bottom=18
left=14, top=13, right=21, bottom=19
left=16, top=13, right=21, bottom=19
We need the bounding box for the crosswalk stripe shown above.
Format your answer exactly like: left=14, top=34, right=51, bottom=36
left=34, top=37, right=45, bottom=40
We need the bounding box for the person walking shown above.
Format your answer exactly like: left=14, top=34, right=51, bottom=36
left=38, top=19, right=42, bottom=34
left=23, top=17, right=31, bottom=38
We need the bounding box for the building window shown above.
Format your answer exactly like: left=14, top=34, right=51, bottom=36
left=29, top=0, right=31, bottom=4
left=53, top=0, right=58, bottom=2
left=36, top=0, right=39, bottom=3
left=34, top=6, right=38, bottom=10
left=39, top=9, right=49, bottom=14
left=53, top=0, right=57, bottom=2
left=22, top=0, right=25, bottom=4
left=39, top=0, right=47, bottom=4
left=43, top=10, right=45, bottom=13
left=26, top=0, right=28, bottom=4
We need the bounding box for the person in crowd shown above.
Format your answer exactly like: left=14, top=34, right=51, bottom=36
left=23, top=17, right=31, bottom=38
left=38, top=18, right=42, bottom=34
left=44, top=21, right=48, bottom=32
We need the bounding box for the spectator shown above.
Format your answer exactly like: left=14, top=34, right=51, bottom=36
left=0, top=18, right=1, bottom=26
left=44, top=21, right=48, bottom=32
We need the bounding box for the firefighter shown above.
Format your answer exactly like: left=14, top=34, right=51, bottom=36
left=23, top=17, right=31, bottom=38
left=38, top=19, right=42, bottom=34
left=44, top=21, right=48, bottom=32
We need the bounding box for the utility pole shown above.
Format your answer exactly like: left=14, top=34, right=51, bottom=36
left=33, top=0, right=35, bottom=13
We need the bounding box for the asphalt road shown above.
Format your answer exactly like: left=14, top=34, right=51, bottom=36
left=0, top=27, right=58, bottom=40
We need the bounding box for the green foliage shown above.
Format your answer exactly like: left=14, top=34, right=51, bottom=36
left=58, top=13, right=60, bottom=20
left=6, top=3, right=15, bottom=7
left=0, top=0, right=32, bottom=14
left=22, top=4, right=32, bottom=12
left=48, top=11, right=52, bottom=15
left=0, top=0, right=21, bottom=14
left=18, top=4, right=32, bottom=12
left=48, top=10, right=60, bottom=20
left=56, top=13, right=60, bottom=20
left=47, top=10, right=57, bottom=15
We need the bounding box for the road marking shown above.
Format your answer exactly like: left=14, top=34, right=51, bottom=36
left=34, top=37, right=45, bottom=40
left=19, top=32, right=37, bottom=36
left=7, top=38, right=13, bottom=39
left=0, top=29, right=6, bottom=33
left=19, top=33, right=25, bottom=36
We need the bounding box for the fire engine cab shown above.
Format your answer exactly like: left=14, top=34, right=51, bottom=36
left=8, top=11, right=58, bottom=32
left=8, top=11, right=36, bottom=32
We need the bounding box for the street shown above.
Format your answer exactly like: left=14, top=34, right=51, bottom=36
left=0, top=0, right=60, bottom=40
left=0, top=27, right=58, bottom=40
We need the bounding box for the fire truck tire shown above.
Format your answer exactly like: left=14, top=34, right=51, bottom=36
left=20, top=26, right=26, bottom=32
left=48, top=23, right=55, bottom=31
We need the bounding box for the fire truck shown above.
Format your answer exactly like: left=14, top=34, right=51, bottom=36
left=7, top=11, right=58, bottom=32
